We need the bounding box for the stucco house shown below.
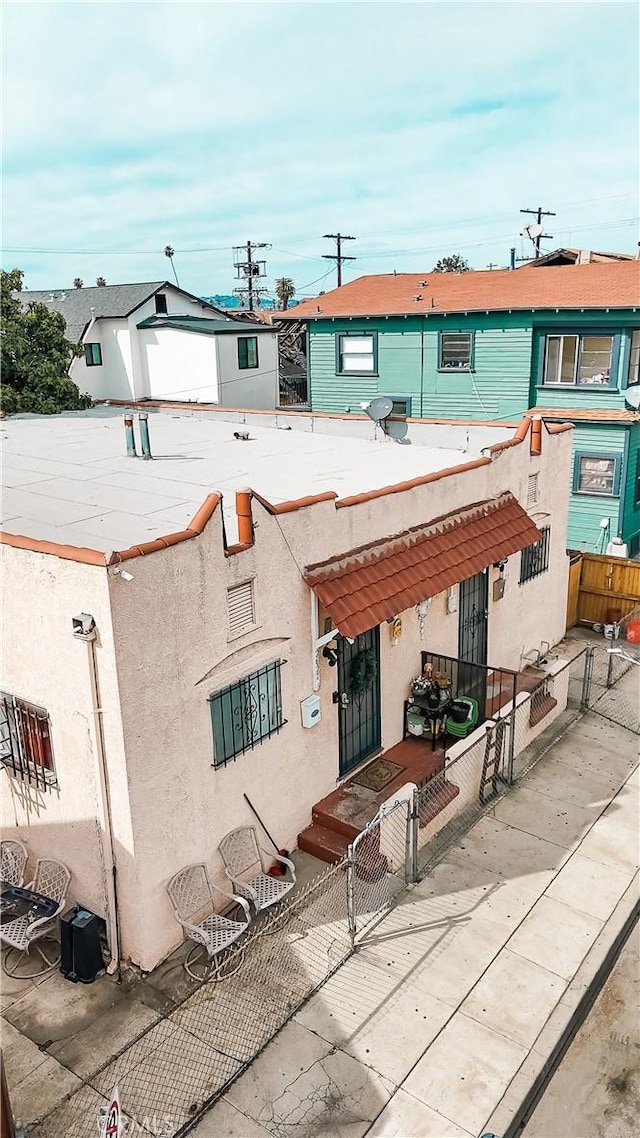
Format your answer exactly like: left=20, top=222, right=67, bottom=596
left=283, top=261, right=640, bottom=554
left=1, top=404, right=571, bottom=972
left=18, top=281, right=279, bottom=409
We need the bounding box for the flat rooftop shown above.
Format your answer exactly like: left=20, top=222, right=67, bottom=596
left=0, top=407, right=514, bottom=553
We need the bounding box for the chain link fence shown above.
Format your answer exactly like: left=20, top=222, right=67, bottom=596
left=585, top=642, right=640, bottom=735
left=31, top=859, right=351, bottom=1138
left=25, top=640, right=637, bottom=1138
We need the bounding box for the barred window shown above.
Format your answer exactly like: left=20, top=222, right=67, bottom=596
left=209, top=660, right=286, bottom=767
left=520, top=527, right=551, bottom=585
left=0, top=693, right=57, bottom=789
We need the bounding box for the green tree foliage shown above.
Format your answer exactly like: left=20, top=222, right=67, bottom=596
left=275, top=277, right=296, bottom=310
left=1, top=269, right=92, bottom=415
left=432, top=254, right=471, bottom=274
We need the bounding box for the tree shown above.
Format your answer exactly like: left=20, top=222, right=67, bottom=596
left=73, top=277, right=84, bottom=289
left=432, top=254, right=470, bottom=274
left=275, top=277, right=296, bottom=310
left=0, top=269, right=92, bottom=415
left=164, top=245, right=179, bottom=287
left=96, top=277, right=107, bottom=287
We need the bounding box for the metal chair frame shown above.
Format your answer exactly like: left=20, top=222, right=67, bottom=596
left=1, top=858, right=70, bottom=979
left=218, top=826, right=296, bottom=914
left=167, top=863, right=251, bottom=981
left=1, top=839, right=28, bottom=888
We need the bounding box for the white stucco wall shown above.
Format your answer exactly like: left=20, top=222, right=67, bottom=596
left=70, top=318, right=135, bottom=402
left=215, top=331, right=278, bottom=409
left=0, top=547, right=142, bottom=957
left=139, top=327, right=219, bottom=403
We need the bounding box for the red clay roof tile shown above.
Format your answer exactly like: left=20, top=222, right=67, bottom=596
left=306, top=493, right=542, bottom=638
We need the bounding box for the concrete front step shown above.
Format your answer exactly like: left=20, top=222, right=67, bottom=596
left=298, top=822, right=350, bottom=864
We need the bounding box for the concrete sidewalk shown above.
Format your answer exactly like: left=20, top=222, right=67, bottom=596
left=191, top=711, right=639, bottom=1138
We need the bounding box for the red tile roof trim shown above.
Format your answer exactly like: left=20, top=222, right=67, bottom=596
left=0, top=493, right=222, bottom=567
left=335, top=456, right=491, bottom=508
left=306, top=493, right=542, bottom=638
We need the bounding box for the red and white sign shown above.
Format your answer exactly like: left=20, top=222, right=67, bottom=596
left=101, top=1086, right=122, bottom=1138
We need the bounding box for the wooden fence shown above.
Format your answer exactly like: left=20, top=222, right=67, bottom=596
left=567, top=552, right=640, bottom=629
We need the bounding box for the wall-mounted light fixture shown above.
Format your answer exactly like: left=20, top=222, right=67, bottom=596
left=322, top=644, right=338, bottom=667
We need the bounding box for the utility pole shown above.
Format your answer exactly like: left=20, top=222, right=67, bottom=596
left=233, top=241, right=270, bottom=310
left=322, top=233, right=356, bottom=287
left=519, top=205, right=555, bottom=258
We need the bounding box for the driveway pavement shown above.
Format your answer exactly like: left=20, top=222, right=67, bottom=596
left=189, top=711, right=639, bottom=1138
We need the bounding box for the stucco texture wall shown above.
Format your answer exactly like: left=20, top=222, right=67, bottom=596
left=139, top=327, right=219, bottom=403
left=101, top=424, right=571, bottom=969
left=0, top=547, right=140, bottom=955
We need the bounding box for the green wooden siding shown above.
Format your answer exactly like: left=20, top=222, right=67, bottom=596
left=309, top=314, right=532, bottom=419
left=566, top=425, right=627, bottom=552
left=621, top=423, right=640, bottom=552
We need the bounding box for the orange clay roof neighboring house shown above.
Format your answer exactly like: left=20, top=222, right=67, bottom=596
left=527, top=407, right=640, bottom=423
left=282, top=261, right=640, bottom=320
left=306, top=493, right=541, bottom=639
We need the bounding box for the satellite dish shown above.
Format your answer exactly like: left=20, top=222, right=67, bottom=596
left=365, top=396, right=394, bottom=423
left=624, top=386, right=640, bottom=411
left=384, top=418, right=409, bottom=441
left=522, top=223, right=543, bottom=241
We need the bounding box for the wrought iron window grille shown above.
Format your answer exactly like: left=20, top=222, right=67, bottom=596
left=209, top=660, right=287, bottom=767
left=0, top=693, right=58, bottom=790
left=520, top=526, right=551, bottom=584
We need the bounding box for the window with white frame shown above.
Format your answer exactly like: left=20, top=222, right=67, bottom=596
left=628, top=330, right=640, bottom=386
left=574, top=455, right=619, bottom=497
left=439, top=332, right=473, bottom=371
left=337, top=333, right=376, bottom=374
left=543, top=334, right=614, bottom=386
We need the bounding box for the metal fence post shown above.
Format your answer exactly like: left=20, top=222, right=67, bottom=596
left=346, top=843, right=357, bottom=950
left=606, top=648, right=615, bottom=689
left=581, top=646, right=594, bottom=710
left=506, top=673, right=517, bottom=785
left=407, top=792, right=419, bottom=883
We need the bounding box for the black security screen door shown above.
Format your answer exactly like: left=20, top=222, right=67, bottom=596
left=458, top=571, right=488, bottom=712
left=337, top=627, right=381, bottom=777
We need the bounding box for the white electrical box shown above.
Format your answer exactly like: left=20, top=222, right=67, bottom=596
left=300, top=694, right=321, bottom=729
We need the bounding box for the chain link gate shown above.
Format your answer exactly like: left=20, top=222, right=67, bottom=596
left=584, top=643, right=640, bottom=734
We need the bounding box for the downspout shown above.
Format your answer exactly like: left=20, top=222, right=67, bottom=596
left=81, top=625, right=121, bottom=977
left=618, top=427, right=631, bottom=541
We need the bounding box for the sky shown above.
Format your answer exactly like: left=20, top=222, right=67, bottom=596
left=2, top=1, right=639, bottom=301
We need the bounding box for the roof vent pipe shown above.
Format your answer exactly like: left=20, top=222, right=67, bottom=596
left=138, top=412, right=152, bottom=460
left=235, top=488, right=254, bottom=547
left=124, top=413, right=137, bottom=458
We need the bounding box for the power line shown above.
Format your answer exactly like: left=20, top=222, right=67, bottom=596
left=520, top=205, right=556, bottom=258
left=322, top=233, right=356, bottom=287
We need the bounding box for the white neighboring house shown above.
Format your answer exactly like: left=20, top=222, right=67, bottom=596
left=19, top=281, right=279, bottom=408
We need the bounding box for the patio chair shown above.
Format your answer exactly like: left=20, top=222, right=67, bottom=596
left=445, top=696, right=479, bottom=740
left=1, top=839, right=28, bottom=887
left=1, top=857, right=70, bottom=979
left=167, top=863, right=251, bottom=980
left=218, top=826, right=296, bottom=914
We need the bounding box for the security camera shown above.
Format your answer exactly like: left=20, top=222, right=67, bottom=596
left=72, top=613, right=96, bottom=640
left=112, top=565, right=134, bottom=582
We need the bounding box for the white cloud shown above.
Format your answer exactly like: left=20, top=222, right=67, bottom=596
left=3, top=1, right=638, bottom=294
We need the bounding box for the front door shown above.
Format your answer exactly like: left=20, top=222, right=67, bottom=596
left=458, top=571, right=488, bottom=712
left=337, top=627, right=381, bottom=777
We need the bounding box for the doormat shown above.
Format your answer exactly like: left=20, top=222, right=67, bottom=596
left=352, top=758, right=404, bottom=793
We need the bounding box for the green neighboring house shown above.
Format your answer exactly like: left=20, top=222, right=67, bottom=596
left=286, top=261, right=640, bottom=554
